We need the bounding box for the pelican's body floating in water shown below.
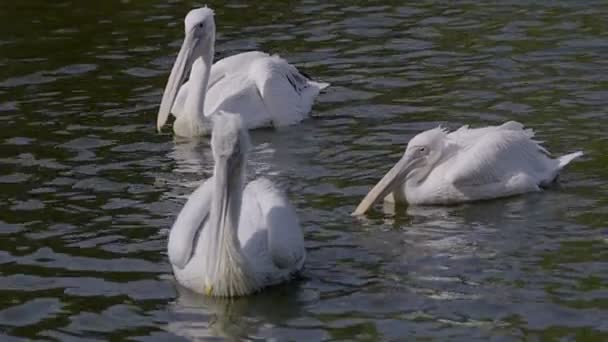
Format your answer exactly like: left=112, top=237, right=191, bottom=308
left=353, top=121, right=583, bottom=214
left=168, top=111, right=306, bottom=297
left=157, top=7, right=329, bottom=138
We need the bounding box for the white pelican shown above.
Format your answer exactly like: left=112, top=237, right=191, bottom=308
left=167, top=111, right=306, bottom=297
left=157, top=7, right=330, bottom=138
left=353, top=121, right=583, bottom=214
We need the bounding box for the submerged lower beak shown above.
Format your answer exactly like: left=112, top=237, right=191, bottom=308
left=352, top=155, right=415, bottom=216
left=157, top=35, right=198, bottom=132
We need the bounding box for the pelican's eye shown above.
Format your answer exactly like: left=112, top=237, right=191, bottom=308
left=419, top=147, right=426, bottom=153
left=198, top=22, right=204, bottom=29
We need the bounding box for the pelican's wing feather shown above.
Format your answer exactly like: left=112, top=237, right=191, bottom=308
left=205, top=74, right=273, bottom=128
left=448, top=121, right=536, bottom=147
left=446, top=124, right=556, bottom=187
left=249, top=55, right=329, bottom=127
left=167, top=177, right=214, bottom=269
left=246, top=178, right=306, bottom=270
left=209, top=51, right=270, bottom=84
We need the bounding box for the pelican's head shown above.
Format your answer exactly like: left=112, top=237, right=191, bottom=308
left=352, top=127, right=448, bottom=215
left=184, top=7, right=216, bottom=43
left=157, top=7, right=216, bottom=132
left=211, top=111, right=250, bottom=165
left=402, top=127, right=447, bottom=167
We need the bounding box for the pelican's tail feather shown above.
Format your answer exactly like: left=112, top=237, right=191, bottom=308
left=558, top=151, right=583, bottom=169
left=499, top=121, right=525, bottom=131
left=310, top=80, right=330, bottom=91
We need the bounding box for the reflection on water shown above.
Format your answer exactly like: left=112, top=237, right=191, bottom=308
left=168, top=280, right=314, bottom=340
left=1, top=0, right=607, bottom=340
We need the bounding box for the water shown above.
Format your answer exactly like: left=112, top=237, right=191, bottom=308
left=1, top=0, right=607, bottom=340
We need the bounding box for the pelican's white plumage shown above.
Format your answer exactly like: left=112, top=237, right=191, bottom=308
left=168, top=111, right=305, bottom=296
left=157, top=7, right=329, bottom=138
left=353, top=121, right=583, bottom=214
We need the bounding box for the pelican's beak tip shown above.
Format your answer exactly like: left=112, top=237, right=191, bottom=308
left=351, top=209, right=364, bottom=217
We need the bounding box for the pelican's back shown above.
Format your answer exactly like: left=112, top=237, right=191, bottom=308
left=444, top=122, right=582, bottom=197
left=449, top=121, right=534, bottom=145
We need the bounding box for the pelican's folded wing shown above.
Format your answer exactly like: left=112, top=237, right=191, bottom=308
left=248, top=178, right=306, bottom=270
left=447, top=128, right=554, bottom=188
left=205, top=73, right=273, bottom=129
left=251, top=55, right=327, bottom=127
left=167, top=177, right=214, bottom=269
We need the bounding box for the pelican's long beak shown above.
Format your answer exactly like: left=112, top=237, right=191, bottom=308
left=157, top=34, right=199, bottom=132
left=352, top=154, right=416, bottom=216
left=211, top=158, right=231, bottom=238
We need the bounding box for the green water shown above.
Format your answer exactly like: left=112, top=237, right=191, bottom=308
left=0, top=0, right=607, bottom=340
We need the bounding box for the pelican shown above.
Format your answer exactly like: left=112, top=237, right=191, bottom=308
left=167, top=111, right=306, bottom=297
left=353, top=121, right=583, bottom=214
left=157, top=7, right=330, bottom=138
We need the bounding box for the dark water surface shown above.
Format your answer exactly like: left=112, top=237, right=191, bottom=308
left=1, top=0, right=607, bottom=340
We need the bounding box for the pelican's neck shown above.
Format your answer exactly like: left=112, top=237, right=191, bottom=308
left=404, top=156, right=437, bottom=191
left=404, top=152, right=450, bottom=203
left=184, top=42, right=214, bottom=123
left=204, top=156, right=258, bottom=296
left=401, top=167, right=430, bottom=205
